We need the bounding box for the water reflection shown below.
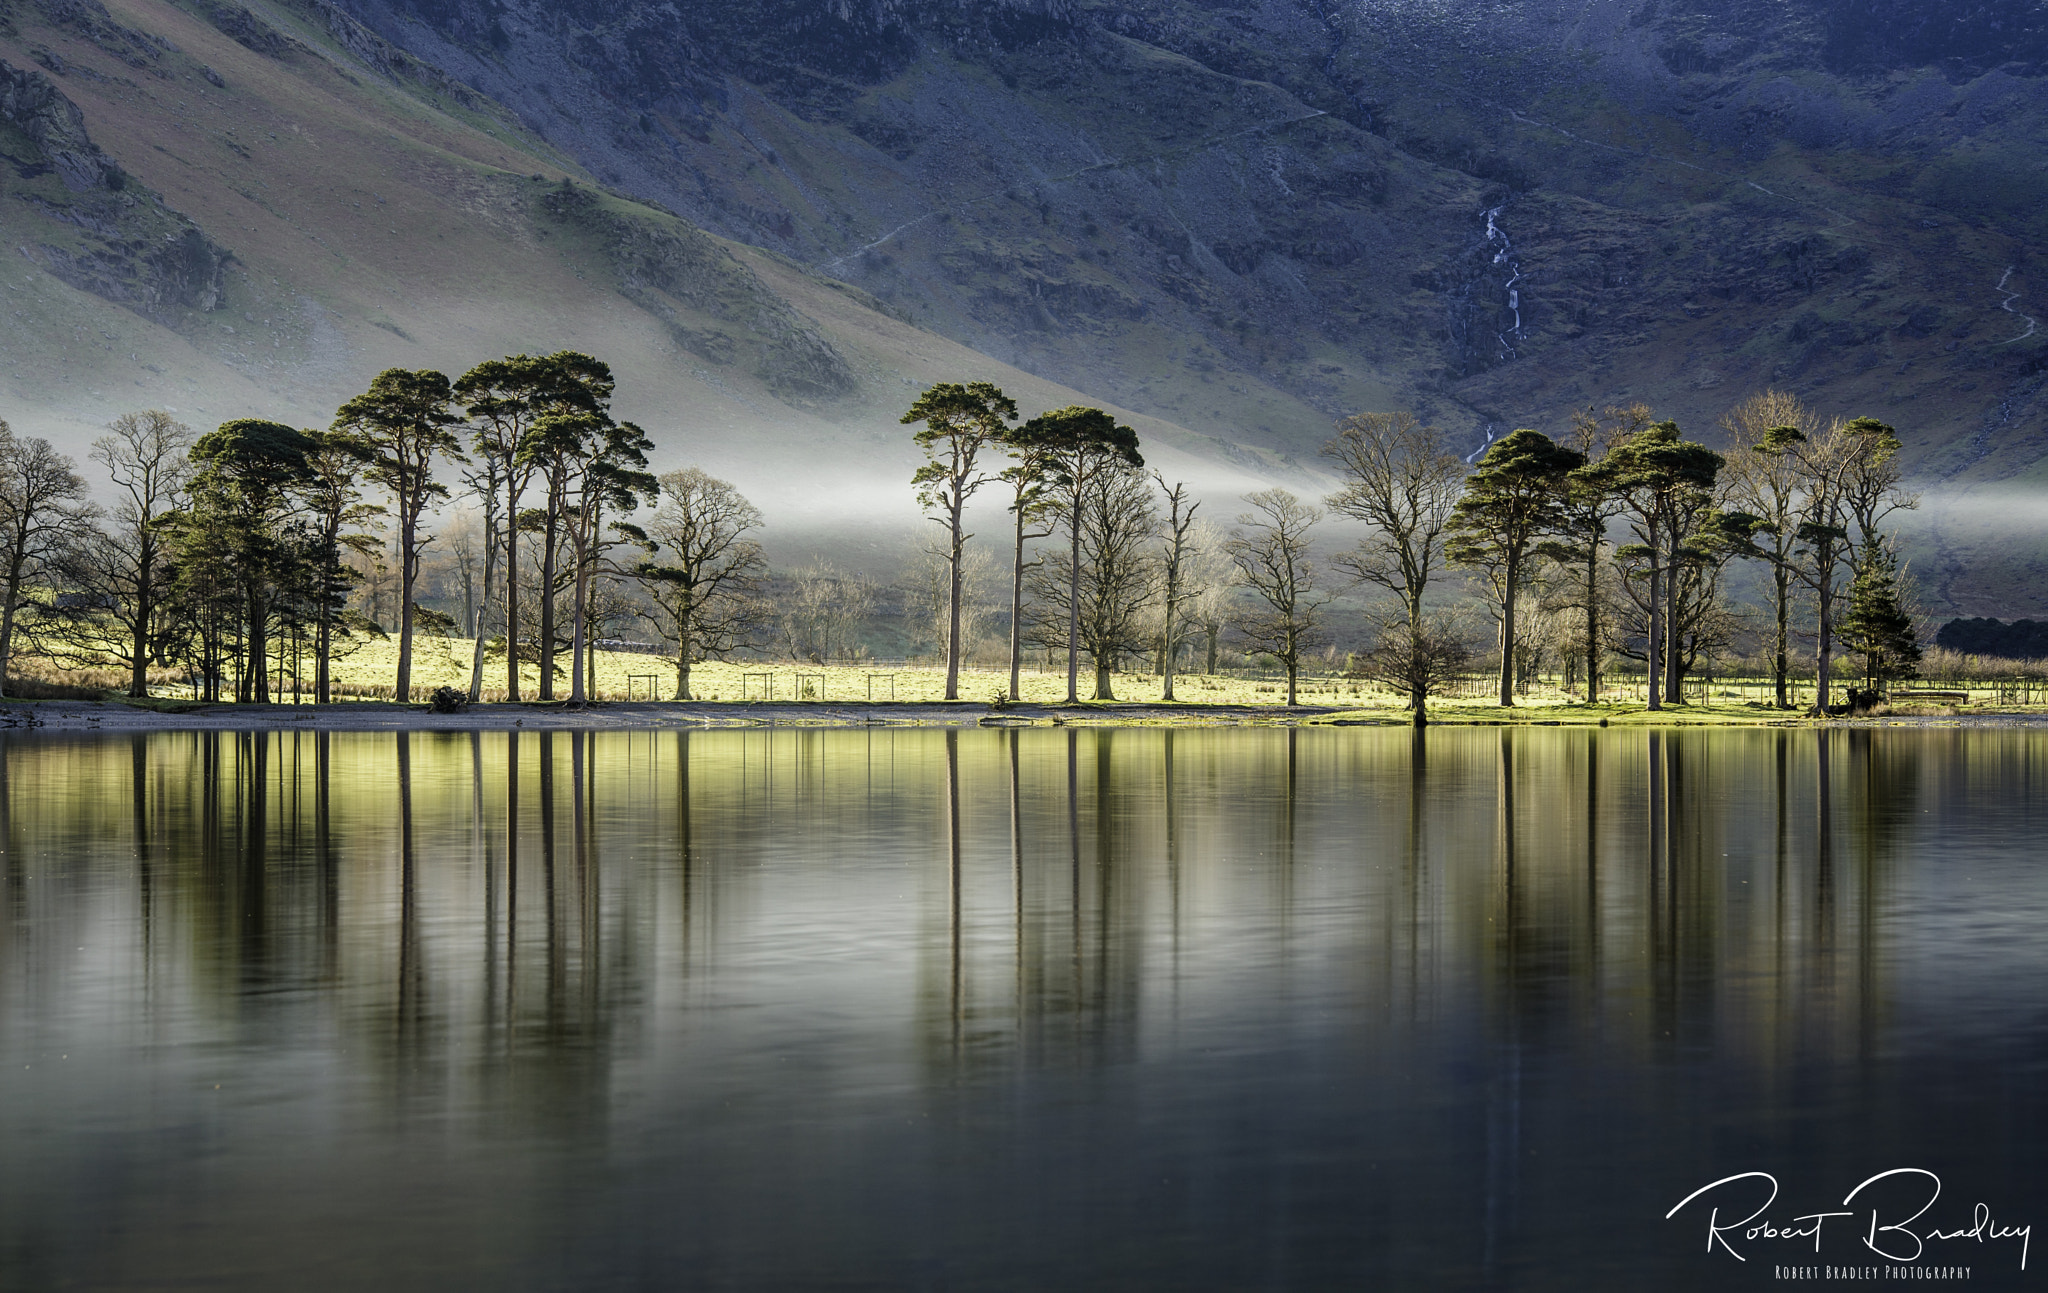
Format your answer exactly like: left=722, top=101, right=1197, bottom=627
left=0, top=726, right=2042, bottom=1289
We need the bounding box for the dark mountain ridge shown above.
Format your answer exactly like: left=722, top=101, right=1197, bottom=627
left=307, top=0, right=2048, bottom=615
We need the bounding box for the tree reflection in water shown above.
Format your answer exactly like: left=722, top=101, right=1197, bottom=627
left=0, top=725, right=2037, bottom=1290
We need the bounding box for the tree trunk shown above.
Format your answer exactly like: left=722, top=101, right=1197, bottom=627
left=315, top=534, right=333, bottom=707
left=505, top=507, right=522, bottom=702
left=945, top=500, right=964, bottom=702
left=128, top=568, right=152, bottom=700
left=1008, top=508, right=1027, bottom=702
left=672, top=592, right=694, bottom=702
left=1205, top=623, right=1219, bottom=675
left=396, top=525, right=417, bottom=703
left=1664, top=552, right=1684, bottom=705
left=1645, top=546, right=1663, bottom=711
left=1065, top=505, right=1082, bottom=703
left=0, top=554, right=22, bottom=700
left=568, top=575, right=586, bottom=703
left=244, top=583, right=269, bottom=704
left=1814, top=562, right=1836, bottom=715
left=1285, top=657, right=1299, bottom=706
left=1161, top=623, right=1176, bottom=702
left=467, top=507, right=499, bottom=703
left=1773, top=564, right=1791, bottom=708
left=568, top=529, right=591, bottom=703
left=1585, top=548, right=1601, bottom=703
left=1497, top=549, right=1518, bottom=707
left=1093, top=656, right=1114, bottom=700
left=539, top=517, right=559, bottom=701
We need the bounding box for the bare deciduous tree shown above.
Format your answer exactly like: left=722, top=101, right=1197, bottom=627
left=1225, top=488, right=1326, bottom=706
left=1323, top=411, right=1466, bottom=667
left=638, top=468, right=768, bottom=700
left=1025, top=469, right=1158, bottom=699
left=0, top=423, right=95, bottom=698
left=45, top=411, right=192, bottom=697
left=1721, top=390, right=1827, bottom=708
left=1788, top=416, right=1915, bottom=714
left=1351, top=608, right=1473, bottom=727
left=782, top=561, right=876, bottom=664
left=1186, top=518, right=1236, bottom=675
left=1154, top=475, right=1202, bottom=702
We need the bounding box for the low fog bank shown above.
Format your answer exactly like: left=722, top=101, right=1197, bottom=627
left=1901, top=484, right=2048, bottom=620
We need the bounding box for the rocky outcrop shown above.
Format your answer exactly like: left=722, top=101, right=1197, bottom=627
left=0, top=54, right=122, bottom=188
left=1, top=59, right=231, bottom=320
left=188, top=0, right=306, bottom=60
left=272, top=0, right=498, bottom=111
left=29, top=0, right=170, bottom=70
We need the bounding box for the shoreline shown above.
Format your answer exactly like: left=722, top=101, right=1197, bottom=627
left=3, top=698, right=2044, bottom=733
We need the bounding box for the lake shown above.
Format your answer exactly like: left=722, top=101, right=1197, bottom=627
left=0, top=725, right=2041, bottom=1289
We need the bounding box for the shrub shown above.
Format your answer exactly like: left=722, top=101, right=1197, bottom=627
left=4, top=675, right=108, bottom=701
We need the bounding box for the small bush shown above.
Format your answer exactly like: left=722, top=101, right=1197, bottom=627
left=427, top=685, right=470, bottom=714
left=4, top=675, right=107, bottom=701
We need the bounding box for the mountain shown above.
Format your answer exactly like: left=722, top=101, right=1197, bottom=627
left=5, top=0, right=2048, bottom=610
left=0, top=0, right=1286, bottom=567
left=303, top=0, right=2048, bottom=613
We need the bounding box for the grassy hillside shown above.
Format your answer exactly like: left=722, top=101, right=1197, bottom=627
left=0, top=0, right=1299, bottom=564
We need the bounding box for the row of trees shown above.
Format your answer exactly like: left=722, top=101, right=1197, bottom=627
left=903, top=382, right=1352, bottom=705
left=1291, top=393, right=1918, bottom=719
left=0, top=366, right=1919, bottom=714
left=899, top=385, right=1922, bottom=719
left=0, top=353, right=666, bottom=704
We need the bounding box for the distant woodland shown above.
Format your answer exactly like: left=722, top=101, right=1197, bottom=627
left=1934, top=618, right=2048, bottom=659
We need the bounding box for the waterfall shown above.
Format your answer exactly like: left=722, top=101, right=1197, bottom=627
left=1466, top=423, right=1497, bottom=465
left=1484, top=205, right=1523, bottom=359
left=1995, top=267, right=2038, bottom=345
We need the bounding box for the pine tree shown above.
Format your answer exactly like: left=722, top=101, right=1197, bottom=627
left=333, top=370, right=467, bottom=702
left=1840, top=540, right=1921, bottom=692
left=1008, top=405, right=1142, bottom=702
left=904, top=382, right=1018, bottom=701
left=1445, top=429, right=1583, bottom=706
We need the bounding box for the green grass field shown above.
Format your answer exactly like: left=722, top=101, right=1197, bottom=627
left=20, top=633, right=2015, bottom=726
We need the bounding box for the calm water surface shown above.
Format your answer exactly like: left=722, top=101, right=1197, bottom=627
left=0, top=726, right=2042, bottom=1289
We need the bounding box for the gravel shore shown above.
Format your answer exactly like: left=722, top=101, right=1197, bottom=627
left=0, top=699, right=1338, bottom=732
left=6, top=700, right=2042, bottom=733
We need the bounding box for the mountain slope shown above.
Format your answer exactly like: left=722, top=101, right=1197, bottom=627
left=315, top=0, right=2048, bottom=611
left=0, top=0, right=1292, bottom=563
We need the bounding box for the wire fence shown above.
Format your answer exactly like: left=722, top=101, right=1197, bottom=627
left=95, top=645, right=2048, bottom=708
